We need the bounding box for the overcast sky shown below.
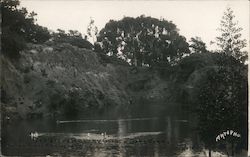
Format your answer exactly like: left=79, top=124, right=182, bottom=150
left=20, top=0, right=249, bottom=51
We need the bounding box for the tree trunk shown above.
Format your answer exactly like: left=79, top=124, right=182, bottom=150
left=231, top=142, right=234, bottom=156
left=134, top=58, right=138, bottom=67
left=209, top=149, right=211, bottom=157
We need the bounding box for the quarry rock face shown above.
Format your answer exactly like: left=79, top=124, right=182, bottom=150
left=2, top=42, right=240, bottom=120
left=1, top=42, right=170, bottom=119
left=1, top=43, right=120, bottom=118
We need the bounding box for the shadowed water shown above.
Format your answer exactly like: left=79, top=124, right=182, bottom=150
left=1, top=104, right=247, bottom=156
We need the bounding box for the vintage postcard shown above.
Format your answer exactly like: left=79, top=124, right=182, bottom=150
left=1, top=0, right=249, bottom=156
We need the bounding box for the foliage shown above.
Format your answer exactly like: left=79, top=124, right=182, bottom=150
left=175, top=52, right=218, bottom=83
left=62, top=90, right=81, bottom=117
left=48, top=90, right=80, bottom=118
left=189, top=37, right=209, bottom=53
left=97, top=15, right=190, bottom=66
left=87, top=18, right=98, bottom=43
left=1, top=29, right=26, bottom=58
left=52, top=29, right=93, bottom=49
left=196, top=56, right=247, bottom=153
left=215, top=7, right=247, bottom=62
left=1, top=0, right=51, bottom=58
left=0, top=87, right=8, bottom=104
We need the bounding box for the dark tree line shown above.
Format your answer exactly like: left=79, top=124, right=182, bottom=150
left=51, top=29, right=93, bottom=49
left=2, top=0, right=247, bottom=67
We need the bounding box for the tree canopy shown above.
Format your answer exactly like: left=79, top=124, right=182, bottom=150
left=189, top=37, right=208, bottom=53
left=96, top=15, right=190, bottom=67
left=1, top=0, right=51, bottom=58
left=215, top=7, right=247, bottom=62
left=196, top=55, right=247, bottom=155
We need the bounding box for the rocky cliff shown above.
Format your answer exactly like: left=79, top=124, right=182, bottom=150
left=1, top=42, right=171, bottom=120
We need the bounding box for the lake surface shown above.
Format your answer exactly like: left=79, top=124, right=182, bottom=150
left=1, top=104, right=247, bottom=156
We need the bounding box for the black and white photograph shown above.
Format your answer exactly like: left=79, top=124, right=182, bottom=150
left=0, top=0, right=249, bottom=156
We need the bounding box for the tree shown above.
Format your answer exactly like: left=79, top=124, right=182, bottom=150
left=1, top=0, right=51, bottom=58
left=87, top=18, right=98, bottom=44
left=97, top=15, right=190, bottom=66
left=189, top=37, right=209, bottom=53
left=215, top=7, right=247, bottom=62
left=196, top=55, right=247, bottom=156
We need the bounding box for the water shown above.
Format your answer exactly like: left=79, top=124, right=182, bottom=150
left=1, top=104, right=247, bottom=156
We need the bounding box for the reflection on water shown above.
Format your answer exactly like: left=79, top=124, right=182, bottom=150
left=166, top=116, right=171, bottom=145
left=118, top=119, right=126, bottom=157
left=1, top=111, right=247, bottom=156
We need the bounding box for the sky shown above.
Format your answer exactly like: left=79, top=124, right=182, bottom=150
left=20, top=0, right=249, bottom=51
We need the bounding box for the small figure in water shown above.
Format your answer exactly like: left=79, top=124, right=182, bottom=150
left=30, top=131, right=39, bottom=140
left=101, top=132, right=107, bottom=139
left=129, top=98, right=132, bottom=104
left=5, top=116, right=11, bottom=124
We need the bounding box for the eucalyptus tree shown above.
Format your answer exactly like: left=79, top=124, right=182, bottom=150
left=97, top=15, right=190, bottom=66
